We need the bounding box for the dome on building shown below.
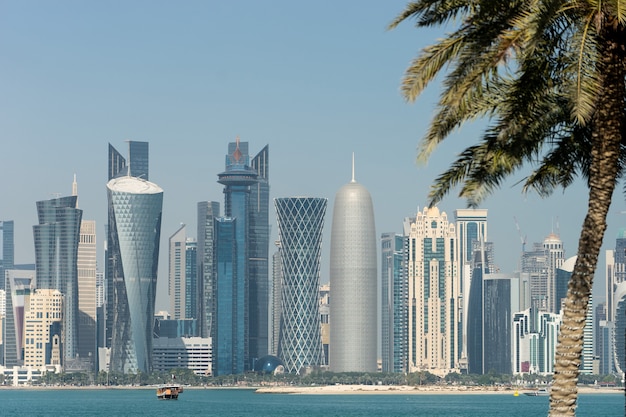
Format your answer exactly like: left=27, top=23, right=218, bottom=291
left=254, top=355, right=284, bottom=374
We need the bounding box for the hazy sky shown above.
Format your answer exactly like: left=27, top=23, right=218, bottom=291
left=1, top=1, right=622, bottom=311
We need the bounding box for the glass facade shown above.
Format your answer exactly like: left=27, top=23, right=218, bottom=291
left=3, top=271, right=35, bottom=367
left=197, top=201, right=220, bottom=340
left=107, top=176, right=163, bottom=373
left=0, top=220, right=15, bottom=291
left=185, top=239, right=197, bottom=320
left=214, top=217, right=245, bottom=376
left=249, top=145, right=270, bottom=365
left=33, top=195, right=82, bottom=364
left=275, top=197, right=327, bottom=374
left=381, top=233, right=407, bottom=373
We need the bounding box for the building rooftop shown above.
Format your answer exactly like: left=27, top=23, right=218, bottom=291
left=107, top=176, right=163, bottom=194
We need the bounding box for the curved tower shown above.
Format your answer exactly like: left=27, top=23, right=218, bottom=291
left=275, top=197, right=327, bottom=374
left=107, top=176, right=163, bottom=373
left=329, top=157, right=377, bottom=372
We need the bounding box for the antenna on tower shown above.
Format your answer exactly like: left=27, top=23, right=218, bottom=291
left=351, top=152, right=355, bottom=183
left=514, top=216, right=527, bottom=252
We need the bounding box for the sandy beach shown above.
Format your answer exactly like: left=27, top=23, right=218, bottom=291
left=255, top=384, right=623, bottom=395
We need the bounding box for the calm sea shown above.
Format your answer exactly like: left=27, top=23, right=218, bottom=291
left=0, top=388, right=622, bottom=416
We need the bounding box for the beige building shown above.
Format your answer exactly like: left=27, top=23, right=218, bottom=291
left=23, top=289, right=63, bottom=369
left=78, top=219, right=97, bottom=361
left=406, top=207, right=459, bottom=377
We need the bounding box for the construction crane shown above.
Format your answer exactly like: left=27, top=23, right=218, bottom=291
left=514, top=216, right=527, bottom=253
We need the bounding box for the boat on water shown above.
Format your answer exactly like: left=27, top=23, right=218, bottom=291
left=156, top=384, right=184, bottom=400
left=523, top=388, right=549, bottom=396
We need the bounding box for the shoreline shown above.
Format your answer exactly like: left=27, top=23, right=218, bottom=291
left=254, top=384, right=624, bottom=395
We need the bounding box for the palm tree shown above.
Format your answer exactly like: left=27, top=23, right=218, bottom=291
left=389, top=1, right=626, bottom=416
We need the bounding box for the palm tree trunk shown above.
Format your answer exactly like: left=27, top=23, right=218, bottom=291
left=549, top=25, right=626, bottom=417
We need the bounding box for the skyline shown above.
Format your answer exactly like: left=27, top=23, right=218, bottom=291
left=2, top=1, right=624, bottom=312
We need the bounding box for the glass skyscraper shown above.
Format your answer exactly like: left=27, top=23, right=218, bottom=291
left=33, top=195, right=83, bottom=364
left=107, top=176, right=163, bottom=373
left=275, top=197, right=327, bottom=374
left=197, top=201, right=220, bottom=340
left=249, top=145, right=270, bottom=363
left=381, top=232, right=408, bottom=373
left=0, top=220, right=15, bottom=291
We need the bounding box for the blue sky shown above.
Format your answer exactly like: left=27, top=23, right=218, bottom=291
left=1, top=0, right=622, bottom=310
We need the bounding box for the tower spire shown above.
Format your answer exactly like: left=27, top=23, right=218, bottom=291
left=351, top=152, right=355, bottom=183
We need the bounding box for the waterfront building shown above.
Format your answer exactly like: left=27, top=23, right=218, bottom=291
left=270, top=241, right=283, bottom=356
left=381, top=232, right=408, bottom=373
left=319, top=284, right=330, bottom=366
left=454, top=209, right=487, bottom=368
left=23, top=289, right=63, bottom=369
left=3, top=270, right=35, bottom=367
left=196, top=201, right=220, bottom=339
left=33, top=195, right=82, bottom=365
left=512, top=308, right=561, bottom=375
left=185, top=238, right=197, bottom=320
left=329, top=158, right=377, bottom=373
left=77, top=219, right=97, bottom=366
left=169, top=224, right=187, bottom=320
left=543, top=234, right=565, bottom=313
left=152, top=337, right=212, bottom=376
left=249, top=145, right=270, bottom=361
left=405, top=207, right=459, bottom=377
left=612, top=280, right=626, bottom=374
left=0, top=221, right=15, bottom=291
left=275, top=197, right=327, bottom=374
left=105, top=141, right=150, bottom=350
left=107, top=176, right=163, bottom=373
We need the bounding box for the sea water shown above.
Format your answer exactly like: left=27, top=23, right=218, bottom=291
left=0, top=388, right=622, bottom=417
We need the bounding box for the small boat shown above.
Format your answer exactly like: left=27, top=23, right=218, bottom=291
left=523, top=388, right=549, bottom=396
left=156, top=384, right=184, bottom=400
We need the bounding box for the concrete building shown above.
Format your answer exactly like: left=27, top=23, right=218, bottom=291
left=275, top=197, right=327, bottom=374
left=512, top=308, right=561, bottom=375
left=77, top=218, right=97, bottom=367
left=169, top=224, right=187, bottom=320
left=152, top=337, right=212, bottom=376
left=329, top=157, right=377, bottom=373
left=23, top=289, right=63, bottom=370
left=406, top=207, right=459, bottom=377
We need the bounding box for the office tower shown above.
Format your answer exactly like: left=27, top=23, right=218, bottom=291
left=249, top=145, right=270, bottom=363
left=3, top=270, right=35, bottom=367
left=197, top=201, right=220, bottom=339
left=169, top=225, right=187, bottom=320
left=107, top=176, right=163, bottom=373
left=105, top=141, right=150, bottom=350
left=512, top=308, right=561, bottom=375
left=23, top=289, right=63, bottom=369
left=606, top=229, right=626, bottom=322
left=270, top=241, right=283, bottom=356
left=0, top=221, right=15, bottom=291
left=329, top=158, right=377, bottom=373
left=522, top=243, right=550, bottom=311
left=581, top=293, right=594, bottom=375
left=454, top=209, right=487, bottom=368
left=467, top=263, right=520, bottom=375
left=152, top=336, right=212, bottom=375
left=543, top=233, right=565, bottom=313
left=555, top=256, right=576, bottom=314
left=185, top=238, right=197, bottom=320
left=213, top=217, right=244, bottom=375
left=34, top=195, right=82, bottom=364
left=614, top=281, right=626, bottom=374
left=275, top=197, right=327, bottom=374
left=406, top=207, right=459, bottom=377
left=319, top=284, right=330, bottom=366
left=77, top=219, right=97, bottom=365
left=381, top=232, right=408, bottom=373
left=217, top=138, right=273, bottom=371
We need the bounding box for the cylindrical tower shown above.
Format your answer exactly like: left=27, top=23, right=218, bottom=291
left=107, top=176, right=163, bottom=373
left=329, top=162, right=377, bottom=372
left=275, top=197, right=327, bottom=374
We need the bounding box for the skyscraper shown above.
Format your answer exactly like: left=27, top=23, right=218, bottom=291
left=3, top=270, right=35, bottom=367
left=381, top=232, right=408, bottom=373
left=275, top=197, right=327, bottom=374
left=270, top=241, right=283, bottom=356
left=406, top=206, right=460, bottom=376
left=23, top=289, right=63, bottom=369
left=169, top=224, right=187, bottom=320
left=329, top=158, right=377, bottom=373
left=107, top=176, right=163, bottom=373
left=197, top=201, right=220, bottom=340
left=77, top=219, right=97, bottom=365
left=0, top=220, right=15, bottom=291
left=454, top=208, right=487, bottom=368
left=185, top=238, right=197, bottom=320
left=216, top=138, right=271, bottom=372
left=33, top=195, right=83, bottom=364
left=105, top=141, right=150, bottom=351
left=249, top=145, right=270, bottom=363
